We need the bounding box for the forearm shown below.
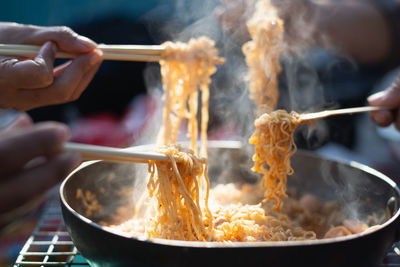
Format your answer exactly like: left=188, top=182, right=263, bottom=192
left=311, top=1, right=391, bottom=65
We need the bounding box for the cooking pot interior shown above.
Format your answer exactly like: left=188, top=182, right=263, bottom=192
left=62, top=145, right=400, bottom=236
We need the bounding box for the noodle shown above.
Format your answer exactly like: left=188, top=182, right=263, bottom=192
left=158, top=37, right=225, bottom=158
left=242, top=0, right=284, bottom=115
left=211, top=202, right=315, bottom=242
left=242, top=1, right=300, bottom=212
left=146, top=145, right=212, bottom=241
left=249, top=110, right=301, bottom=212
left=145, top=37, right=223, bottom=240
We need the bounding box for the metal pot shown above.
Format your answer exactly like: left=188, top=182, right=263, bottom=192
left=60, top=141, right=400, bottom=267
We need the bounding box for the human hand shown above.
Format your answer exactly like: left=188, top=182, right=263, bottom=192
left=368, top=72, right=400, bottom=129
left=0, top=115, right=80, bottom=218
left=0, top=22, right=103, bottom=110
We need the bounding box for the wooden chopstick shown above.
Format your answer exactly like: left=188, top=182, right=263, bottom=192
left=64, top=142, right=169, bottom=164
left=0, top=43, right=163, bottom=62
left=98, top=44, right=163, bottom=54
left=0, top=44, right=164, bottom=54
left=300, top=106, right=386, bottom=121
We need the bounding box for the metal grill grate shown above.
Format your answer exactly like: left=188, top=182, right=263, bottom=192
left=13, top=198, right=400, bottom=267
left=13, top=199, right=89, bottom=266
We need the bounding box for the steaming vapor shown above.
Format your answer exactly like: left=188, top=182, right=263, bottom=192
left=143, top=0, right=256, bottom=145
left=141, top=0, right=348, bottom=152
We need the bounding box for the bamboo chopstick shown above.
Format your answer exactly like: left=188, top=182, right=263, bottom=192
left=300, top=106, right=387, bottom=121
left=64, top=142, right=169, bottom=164
left=0, top=43, right=164, bottom=62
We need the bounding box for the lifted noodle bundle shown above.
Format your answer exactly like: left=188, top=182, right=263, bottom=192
left=242, top=0, right=284, bottom=115
left=158, top=37, right=225, bottom=157
left=145, top=37, right=224, bottom=240
left=243, top=1, right=300, bottom=212
left=249, top=110, right=301, bottom=211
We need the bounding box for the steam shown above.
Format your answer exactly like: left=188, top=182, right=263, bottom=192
left=139, top=0, right=356, bottom=191
left=142, top=0, right=256, bottom=144
left=318, top=158, right=388, bottom=223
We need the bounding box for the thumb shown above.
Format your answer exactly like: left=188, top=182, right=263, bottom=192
left=368, top=72, right=400, bottom=127
left=368, top=73, right=400, bottom=107
left=0, top=41, right=56, bottom=89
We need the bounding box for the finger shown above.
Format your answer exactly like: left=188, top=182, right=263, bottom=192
left=370, top=110, right=393, bottom=127
left=0, top=122, right=69, bottom=177
left=0, top=41, right=56, bottom=89
left=45, top=50, right=102, bottom=105
left=0, top=113, right=33, bottom=134
left=26, top=25, right=97, bottom=53
left=0, top=152, right=80, bottom=214
left=368, top=74, right=400, bottom=108
left=70, top=59, right=102, bottom=100
left=10, top=113, right=33, bottom=128
left=13, top=50, right=102, bottom=110
left=368, top=89, right=400, bottom=108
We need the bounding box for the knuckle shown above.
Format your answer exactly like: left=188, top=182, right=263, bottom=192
left=55, top=26, right=78, bottom=40
left=0, top=58, right=17, bottom=72
left=0, top=58, right=19, bottom=85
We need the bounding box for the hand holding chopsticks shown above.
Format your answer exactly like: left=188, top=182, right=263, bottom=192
left=0, top=43, right=164, bottom=62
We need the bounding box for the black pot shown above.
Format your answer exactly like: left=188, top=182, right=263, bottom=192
left=60, top=141, right=400, bottom=267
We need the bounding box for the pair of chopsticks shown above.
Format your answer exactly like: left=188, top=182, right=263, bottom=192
left=65, top=106, right=385, bottom=164
left=0, top=43, right=164, bottom=62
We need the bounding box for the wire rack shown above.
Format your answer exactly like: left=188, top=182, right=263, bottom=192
left=13, top=199, right=89, bottom=267
left=13, top=198, right=400, bottom=267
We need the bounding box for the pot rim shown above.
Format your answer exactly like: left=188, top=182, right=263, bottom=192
left=60, top=141, right=400, bottom=248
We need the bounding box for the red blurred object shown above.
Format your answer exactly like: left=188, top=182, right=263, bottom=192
left=69, top=95, right=157, bottom=147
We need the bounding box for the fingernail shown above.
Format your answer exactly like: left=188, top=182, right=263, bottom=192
left=367, top=91, right=385, bottom=103
left=77, top=35, right=97, bottom=49
left=88, top=50, right=102, bottom=66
